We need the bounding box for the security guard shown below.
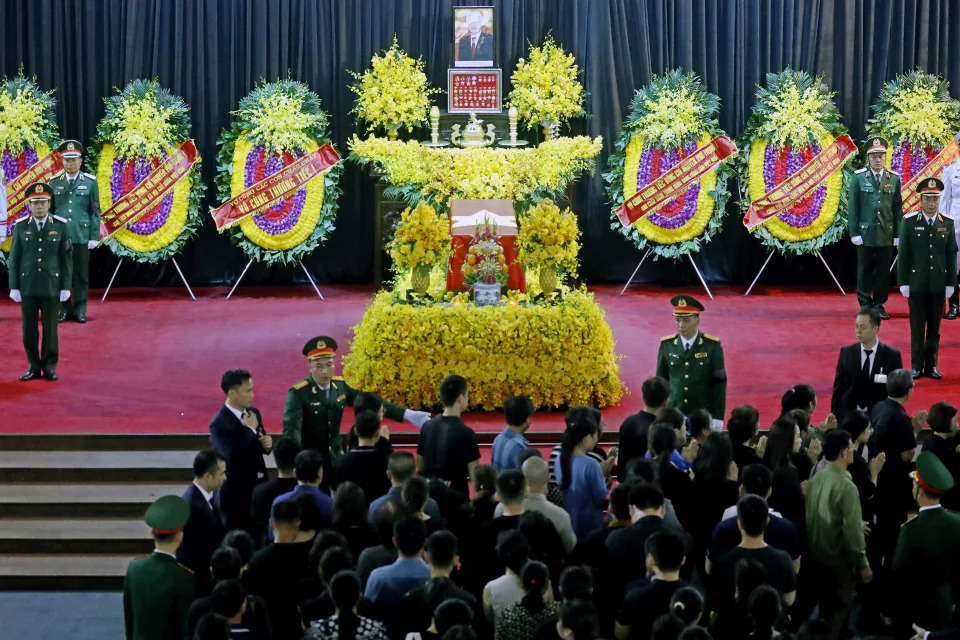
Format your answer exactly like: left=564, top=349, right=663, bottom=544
left=8, top=182, right=72, bottom=381
left=849, top=137, right=903, bottom=319
left=123, top=495, right=195, bottom=640
left=939, top=137, right=960, bottom=319
left=282, top=336, right=431, bottom=481
left=888, top=452, right=960, bottom=634
left=655, top=295, right=726, bottom=426
left=51, top=139, right=100, bottom=323
left=898, top=178, right=957, bottom=379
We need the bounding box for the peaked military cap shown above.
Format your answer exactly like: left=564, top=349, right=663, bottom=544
left=25, top=182, right=54, bottom=201
left=912, top=451, right=954, bottom=495
left=917, top=177, right=944, bottom=196
left=57, top=139, right=84, bottom=158
left=865, top=137, right=888, bottom=155
left=302, top=335, right=337, bottom=359
left=144, top=495, right=190, bottom=534
left=670, top=294, right=704, bottom=317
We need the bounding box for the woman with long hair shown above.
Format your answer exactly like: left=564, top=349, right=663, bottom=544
left=670, top=586, right=706, bottom=626
left=762, top=416, right=806, bottom=533
left=332, top=482, right=377, bottom=560
left=649, top=422, right=694, bottom=527
left=745, top=585, right=783, bottom=640
left=555, top=418, right=608, bottom=539
left=403, top=476, right=446, bottom=535
left=495, top=560, right=558, bottom=639
left=306, top=570, right=387, bottom=640
left=780, top=384, right=817, bottom=415
left=924, top=401, right=960, bottom=510
left=687, top=433, right=739, bottom=566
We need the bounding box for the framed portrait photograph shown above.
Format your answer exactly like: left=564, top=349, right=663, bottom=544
left=453, top=6, right=494, bottom=67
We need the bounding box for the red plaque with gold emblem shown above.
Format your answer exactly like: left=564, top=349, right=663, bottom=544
left=448, top=69, right=502, bottom=114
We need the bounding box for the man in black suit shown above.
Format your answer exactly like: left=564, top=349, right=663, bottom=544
left=457, top=10, right=494, bottom=63
left=617, top=376, right=669, bottom=482
left=832, top=307, right=903, bottom=421
left=178, top=449, right=227, bottom=591
left=210, top=368, right=273, bottom=533
left=250, top=435, right=300, bottom=546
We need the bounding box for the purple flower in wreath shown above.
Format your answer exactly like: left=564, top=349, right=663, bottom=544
left=242, top=145, right=308, bottom=236
left=636, top=140, right=702, bottom=230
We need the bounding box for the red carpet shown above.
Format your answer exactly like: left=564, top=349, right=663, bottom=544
left=1, top=283, right=956, bottom=434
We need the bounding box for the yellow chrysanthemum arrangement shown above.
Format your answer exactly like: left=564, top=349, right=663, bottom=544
left=508, top=35, right=587, bottom=130
left=388, top=201, right=451, bottom=272
left=350, top=36, right=442, bottom=134
left=869, top=70, right=960, bottom=150
left=102, top=90, right=179, bottom=160
left=0, top=75, right=57, bottom=156
left=517, top=199, right=581, bottom=278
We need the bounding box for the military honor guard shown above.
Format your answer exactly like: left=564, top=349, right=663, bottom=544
left=849, top=137, right=904, bottom=320
left=898, top=178, right=957, bottom=379
left=939, top=141, right=960, bottom=319
left=51, top=139, right=100, bottom=323
left=7, top=183, right=73, bottom=381
left=282, top=336, right=431, bottom=482
left=123, top=495, right=195, bottom=640
left=655, top=295, right=726, bottom=427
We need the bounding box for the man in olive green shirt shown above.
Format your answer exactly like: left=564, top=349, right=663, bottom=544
left=806, top=428, right=873, bottom=639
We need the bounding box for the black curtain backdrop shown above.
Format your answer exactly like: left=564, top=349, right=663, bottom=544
left=2, top=0, right=959, bottom=288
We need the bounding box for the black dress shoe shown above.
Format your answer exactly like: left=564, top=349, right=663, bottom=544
left=19, top=370, right=40, bottom=381
left=42, top=370, right=58, bottom=381
left=878, top=310, right=891, bottom=320
left=928, top=368, right=943, bottom=380
left=57, top=311, right=69, bottom=322
left=912, top=369, right=922, bottom=379
left=75, top=313, right=87, bottom=324
left=948, top=305, right=958, bottom=320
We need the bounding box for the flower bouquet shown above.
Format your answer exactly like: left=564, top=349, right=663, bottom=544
left=90, top=79, right=204, bottom=263
left=604, top=70, right=734, bottom=260
left=387, top=201, right=451, bottom=294
left=462, top=217, right=509, bottom=305
left=508, top=35, right=587, bottom=137
left=736, top=69, right=851, bottom=255
left=517, top=199, right=580, bottom=293
left=215, top=79, right=342, bottom=265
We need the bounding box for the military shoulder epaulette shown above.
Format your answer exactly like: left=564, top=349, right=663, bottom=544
left=854, top=168, right=867, bottom=174
left=15, top=214, right=29, bottom=223
left=703, top=334, right=721, bottom=342
left=292, top=379, right=309, bottom=390
left=332, top=375, right=344, bottom=381
left=887, top=169, right=900, bottom=177
left=83, top=172, right=96, bottom=180
left=904, top=211, right=920, bottom=218
left=51, top=170, right=65, bottom=179
left=661, top=334, right=676, bottom=341
left=52, top=215, right=68, bottom=223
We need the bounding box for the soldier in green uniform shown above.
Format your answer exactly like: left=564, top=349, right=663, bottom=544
left=897, top=178, right=957, bottom=379
left=282, top=336, right=431, bottom=482
left=888, top=452, right=960, bottom=635
left=655, top=295, right=726, bottom=426
left=7, top=183, right=73, bottom=381
left=51, top=139, right=100, bottom=323
left=849, top=137, right=904, bottom=320
left=123, top=494, right=195, bottom=640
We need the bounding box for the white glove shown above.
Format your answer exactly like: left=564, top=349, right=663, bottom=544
left=403, top=409, right=431, bottom=428
left=901, top=285, right=910, bottom=298
left=893, top=237, right=899, bottom=247
left=9, top=289, right=21, bottom=303
left=851, top=236, right=864, bottom=246
left=947, top=287, right=955, bottom=299
left=86, top=240, right=97, bottom=250
left=711, top=418, right=724, bottom=432
left=59, top=290, right=71, bottom=302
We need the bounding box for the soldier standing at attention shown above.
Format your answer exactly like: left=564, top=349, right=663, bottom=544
left=51, top=139, right=100, bottom=323
left=655, top=295, right=726, bottom=429
left=849, top=137, right=903, bottom=320
left=898, top=178, right=957, bottom=379
left=282, top=336, right=431, bottom=483
left=8, top=183, right=72, bottom=381
left=123, top=495, right=195, bottom=640
left=939, top=136, right=960, bottom=319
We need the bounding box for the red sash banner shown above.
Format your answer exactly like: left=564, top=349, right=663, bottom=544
left=900, top=140, right=960, bottom=213
left=210, top=143, right=341, bottom=231
left=4, top=151, right=62, bottom=223
left=743, top=134, right=858, bottom=229
left=99, top=139, right=200, bottom=241
left=615, top=136, right=738, bottom=227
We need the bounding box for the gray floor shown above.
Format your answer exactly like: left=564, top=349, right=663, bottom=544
left=0, top=592, right=123, bottom=638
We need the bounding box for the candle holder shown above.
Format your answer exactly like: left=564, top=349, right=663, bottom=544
left=421, top=106, right=450, bottom=147
left=498, top=105, right=528, bottom=147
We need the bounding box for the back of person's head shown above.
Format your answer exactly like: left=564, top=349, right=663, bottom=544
left=658, top=407, right=685, bottom=431
left=373, top=502, right=400, bottom=548
left=629, top=481, right=665, bottom=512
left=624, top=457, right=656, bottom=485
left=785, top=408, right=811, bottom=434
left=496, top=529, right=530, bottom=573
left=651, top=613, right=685, bottom=640
left=434, top=599, right=474, bottom=636
left=886, top=368, right=914, bottom=398
left=496, top=469, right=526, bottom=505
left=741, top=463, right=773, bottom=497
left=928, top=401, right=958, bottom=434
left=193, top=449, right=224, bottom=479
left=401, top=476, right=430, bottom=513
left=393, top=514, right=427, bottom=556
left=294, top=492, right=323, bottom=531
left=677, top=628, right=713, bottom=640
left=796, top=618, right=830, bottom=640
left=558, top=599, right=600, bottom=640
left=608, top=483, right=631, bottom=521
left=518, top=510, right=554, bottom=551
left=737, top=494, right=769, bottom=538
left=519, top=560, right=550, bottom=614
left=271, top=435, right=300, bottom=473
left=839, top=410, right=870, bottom=443
left=763, top=417, right=797, bottom=469
left=388, top=451, right=416, bottom=483
left=471, top=464, right=498, bottom=499
left=734, top=558, right=767, bottom=603
left=645, top=531, right=685, bottom=572
left=521, top=456, right=550, bottom=490
left=439, top=374, right=468, bottom=407
left=781, top=384, right=816, bottom=413
left=515, top=447, right=543, bottom=469
left=270, top=499, right=301, bottom=528
left=210, top=545, right=242, bottom=581
left=559, top=565, right=592, bottom=601
left=442, top=626, right=477, bottom=640
left=642, top=376, right=671, bottom=408
left=219, top=368, right=251, bottom=395
left=309, top=529, right=349, bottom=574
left=353, top=391, right=383, bottom=414
left=294, top=449, right=323, bottom=483
left=193, top=612, right=231, bottom=640
left=748, top=584, right=782, bottom=640
left=565, top=405, right=602, bottom=429
left=822, top=429, right=852, bottom=462
left=504, top=394, right=534, bottom=427
left=333, top=481, right=368, bottom=527
left=354, top=409, right=382, bottom=439
left=692, top=432, right=733, bottom=484
left=318, top=546, right=355, bottom=584
left=220, top=530, right=255, bottom=567
left=210, top=578, right=245, bottom=619
left=328, top=570, right=363, bottom=640
left=728, top=405, right=760, bottom=445
left=670, top=586, right=705, bottom=626
left=426, top=530, right=458, bottom=569
left=650, top=422, right=678, bottom=456
left=687, top=409, right=713, bottom=440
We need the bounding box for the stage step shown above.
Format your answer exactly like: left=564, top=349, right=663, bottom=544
left=0, top=519, right=153, bottom=554
left=0, top=483, right=183, bottom=517
left=0, top=554, right=132, bottom=590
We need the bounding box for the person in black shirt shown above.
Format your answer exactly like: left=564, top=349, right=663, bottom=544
left=615, top=531, right=689, bottom=640
left=762, top=416, right=806, bottom=536
left=187, top=547, right=273, bottom=639
left=617, top=376, right=669, bottom=482
left=401, top=530, right=478, bottom=635
left=346, top=391, right=396, bottom=455
left=250, top=436, right=300, bottom=546
left=923, top=401, right=960, bottom=511
left=404, top=476, right=447, bottom=536
left=332, top=481, right=378, bottom=560
left=531, top=566, right=593, bottom=640
left=839, top=410, right=885, bottom=525
left=334, top=410, right=392, bottom=504
left=417, top=375, right=480, bottom=496
left=729, top=406, right=764, bottom=482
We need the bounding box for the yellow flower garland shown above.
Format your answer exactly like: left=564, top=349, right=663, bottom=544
left=230, top=134, right=326, bottom=251
left=621, top=134, right=718, bottom=245
left=95, top=143, right=192, bottom=253
left=342, top=289, right=624, bottom=409
left=746, top=136, right=842, bottom=243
